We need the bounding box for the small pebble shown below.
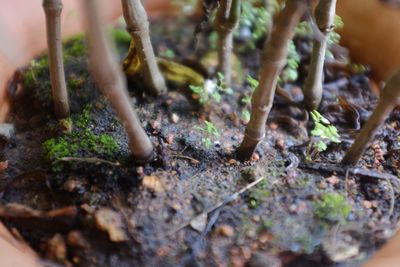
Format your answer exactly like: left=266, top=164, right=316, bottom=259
left=171, top=113, right=180, bottom=123
left=215, top=224, right=235, bottom=237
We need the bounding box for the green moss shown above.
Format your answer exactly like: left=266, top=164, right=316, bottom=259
left=63, top=34, right=87, bottom=62
left=75, top=105, right=92, bottom=128
left=313, top=193, right=351, bottom=223
left=59, top=117, right=73, bottom=133
left=67, top=73, right=86, bottom=90
left=110, top=28, right=131, bottom=46
left=247, top=179, right=271, bottom=208
left=42, top=105, right=119, bottom=172
left=42, top=138, right=72, bottom=162
left=23, top=57, right=50, bottom=89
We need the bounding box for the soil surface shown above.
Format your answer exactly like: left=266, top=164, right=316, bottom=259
left=1, top=15, right=399, bottom=267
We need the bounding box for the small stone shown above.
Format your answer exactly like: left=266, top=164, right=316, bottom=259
left=63, top=179, right=85, bottom=193
left=46, top=234, right=67, bottom=262
left=166, top=134, right=174, bottom=144
left=275, top=137, right=285, bottom=151
left=326, top=175, right=340, bottom=185
left=246, top=252, right=281, bottom=267
left=215, top=224, right=234, bottom=237
left=251, top=153, right=260, bottom=162
left=171, top=202, right=182, bottom=211
left=363, top=200, right=372, bottom=209
left=136, top=166, right=144, bottom=176
left=0, top=161, right=8, bottom=171
left=80, top=203, right=95, bottom=214
left=259, top=232, right=273, bottom=244
left=318, top=181, right=328, bottom=189
left=67, top=231, right=87, bottom=248
left=0, top=123, right=14, bottom=142
left=228, top=158, right=237, bottom=165
left=142, top=175, right=164, bottom=193
left=171, top=113, right=180, bottom=123
left=94, top=208, right=128, bottom=242
left=151, top=120, right=160, bottom=130
left=190, top=213, right=208, bottom=232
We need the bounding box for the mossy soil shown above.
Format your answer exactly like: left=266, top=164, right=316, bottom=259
left=1, top=17, right=400, bottom=267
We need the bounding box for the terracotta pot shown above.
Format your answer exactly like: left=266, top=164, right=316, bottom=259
left=0, top=0, right=175, bottom=122
left=0, top=1, right=399, bottom=266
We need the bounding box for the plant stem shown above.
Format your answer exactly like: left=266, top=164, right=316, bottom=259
left=237, top=0, right=307, bottom=160
left=303, top=0, right=337, bottom=110
left=215, top=0, right=241, bottom=88
left=342, top=68, right=400, bottom=166
left=121, top=0, right=166, bottom=96
left=43, top=0, right=70, bottom=118
left=82, top=0, right=153, bottom=162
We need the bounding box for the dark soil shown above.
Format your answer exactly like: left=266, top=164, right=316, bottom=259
left=1, top=15, right=399, bottom=267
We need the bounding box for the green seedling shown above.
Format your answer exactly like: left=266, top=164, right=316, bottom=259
left=195, top=120, right=220, bottom=149
left=306, top=110, right=341, bottom=161
left=236, top=0, right=276, bottom=50
left=240, top=75, right=258, bottom=122
left=189, top=72, right=233, bottom=106
left=279, top=40, right=300, bottom=84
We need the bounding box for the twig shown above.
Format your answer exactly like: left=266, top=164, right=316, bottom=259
left=165, top=175, right=277, bottom=237
left=59, top=157, right=121, bottom=166
left=299, top=162, right=400, bottom=188
left=386, top=176, right=395, bottom=220
left=344, top=168, right=350, bottom=199
left=171, top=154, right=200, bottom=164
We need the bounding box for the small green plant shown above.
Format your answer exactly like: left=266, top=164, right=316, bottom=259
left=313, top=193, right=351, bottom=223
left=279, top=40, right=300, bottom=83
left=236, top=0, right=276, bottom=50
left=159, top=48, right=176, bottom=59
left=240, top=75, right=258, bottom=122
left=194, top=120, right=220, bottom=149
left=306, top=110, right=341, bottom=161
left=247, top=179, right=270, bottom=208
left=189, top=72, right=232, bottom=106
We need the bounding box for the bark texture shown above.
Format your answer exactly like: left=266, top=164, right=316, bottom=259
left=43, top=0, right=70, bottom=118
left=303, top=0, right=337, bottom=110
left=237, top=0, right=307, bottom=160
left=121, top=0, right=166, bottom=96
left=215, top=0, right=240, bottom=88
left=342, top=68, right=400, bottom=166
left=83, top=0, right=154, bottom=162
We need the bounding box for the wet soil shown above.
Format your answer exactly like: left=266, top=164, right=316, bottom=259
left=0, top=16, right=399, bottom=267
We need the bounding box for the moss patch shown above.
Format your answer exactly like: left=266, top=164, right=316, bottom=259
left=313, top=192, right=351, bottom=223
left=42, top=105, right=119, bottom=171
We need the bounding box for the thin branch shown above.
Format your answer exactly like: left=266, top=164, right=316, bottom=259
left=43, top=0, right=70, bottom=118
left=59, top=157, right=121, bottom=166
left=237, top=0, right=308, bottom=160
left=82, top=0, right=154, bottom=162
left=215, top=0, right=241, bottom=88
left=165, top=175, right=278, bottom=237
left=121, top=0, right=167, bottom=96
left=303, top=0, right=337, bottom=110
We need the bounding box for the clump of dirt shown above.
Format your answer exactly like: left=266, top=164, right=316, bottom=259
left=0, top=16, right=399, bottom=267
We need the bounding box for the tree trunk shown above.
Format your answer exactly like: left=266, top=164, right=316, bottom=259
left=43, top=0, right=70, bottom=118
left=215, top=0, right=241, bottom=88
left=237, top=0, right=307, bottom=160
left=121, top=0, right=167, bottom=96
left=303, top=0, right=337, bottom=110
left=82, top=0, right=154, bottom=162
